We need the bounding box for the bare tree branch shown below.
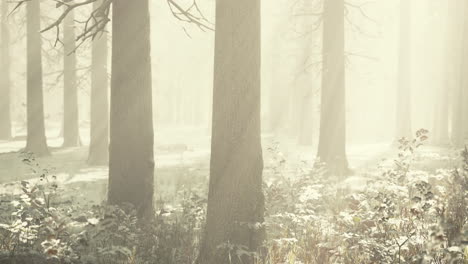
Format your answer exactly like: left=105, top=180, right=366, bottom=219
left=15, top=0, right=213, bottom=52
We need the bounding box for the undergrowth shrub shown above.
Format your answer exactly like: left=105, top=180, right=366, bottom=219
left=261, top=129, right=467, bottom=264
left=0, top=130, right=466, bottom=264
left=0, top=153, right=206, bottom=264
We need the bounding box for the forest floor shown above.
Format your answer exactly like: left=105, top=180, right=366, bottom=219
left=0, top=126, right=466, bottom=263
left=0, top=125, right=457, bottom=195
left=0, top=125, right=459, bottom=210
left=0, top=127, right=402, bottom=196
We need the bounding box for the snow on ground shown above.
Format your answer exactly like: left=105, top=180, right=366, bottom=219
left=3, top=124, right=453, bottom=199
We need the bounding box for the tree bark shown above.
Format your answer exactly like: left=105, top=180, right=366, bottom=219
left=88, top=0, right=109, bottom=166
left=108, top=0, right=155, bottom=218
left=316, top=0, right=348, bottom=175
left=0, top=1, right=11, bottom=140
left=62, top=9, right=81, bottom=147
left=395, top=0, right=412, bottom=141
left=198, top=0, right=264, bottom=262
left=25, top=0, right=49, bottom=156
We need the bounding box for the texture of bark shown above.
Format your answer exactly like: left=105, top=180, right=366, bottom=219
left=88, top=0, right=109, bottom=166
left=25, top=0, right=49, bottom=156
left=316, top=0, right=349, bottom=175
left=108, top=0, right=155, bottom=218
left=62, top=9, right=81, bottom=147
left=0, top=1, right=11, bottom=140
left=198, top=0, right=264, bottom=262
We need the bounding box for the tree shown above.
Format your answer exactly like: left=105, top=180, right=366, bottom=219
left=25, top=0, right=49, bottom=156
left=198, top=0, right=264, bottom=262
left=62, top=8, right=81, bottom=147
left=448, top=0, right=465, bottom=146
left=88, top=0, right=109, bottom=165
left=395, top=0, right=412, bottom=140
left=268, top=3, right=290, bottom=135
left=107, top=0, right=155, bottom=218
left=0, top=0, right=11, bottom=140
left=431, top=0, right=449, bottom=145
left=297, top=87, right=314, bottom=146
left=296, top=0, right=315, bottom=146
left=316, top=0, right=348, bottom=175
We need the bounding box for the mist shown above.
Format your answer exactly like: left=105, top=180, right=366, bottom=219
left=0, top=0, right=466, bottom=263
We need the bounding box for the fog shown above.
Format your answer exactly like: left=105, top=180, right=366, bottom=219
left=4, top=0, right=452, bottom=144
left=0, top=0, right=466, bottom=263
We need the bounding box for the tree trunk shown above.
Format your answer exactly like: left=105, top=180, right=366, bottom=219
left=316, top=0, right=348, bottom=175
left=268, top=13, right=289, bottom=135
left=108, top=0, right=154, bottom=218
left=25, top=0, right=49, bottom=156
left=395, top=0, right=412, bottom=140
left=198, top=0, right=264, bottom=262
left=88, top=0, right=109, bottom=166
left=449, top=0, right=465, bottom=147
left=430, top=2, right=450, bottom=146
left=432, top=84, right=450, bottom=145
left=0, top=1, right=11, bottom=140
left=297, top=11, right=315, bottom=146
left=457, top=1, right=468, bottom=146
left=298, top=91, right=314, bottom=146
left=62, top=9, right=81, bottom=147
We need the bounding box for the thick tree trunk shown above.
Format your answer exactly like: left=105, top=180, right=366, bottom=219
left=0, top=1, right=11, bottom=140
left=316, top=0, right=348, bottom=175
left=198, top=0, right=264, bottom=263
left=25, top=0, right=49, bottom=156
left=395, top=0, right=412, bottom=140
left=62, top=9, right=81, bottom=147
left=108, top=0, right=154, bottom=218
left=88, top=0, right=109, bottom=166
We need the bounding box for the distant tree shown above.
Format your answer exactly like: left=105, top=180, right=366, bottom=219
left=316, top=0, right=349, bottom=175
left=198, top=0, right=264, bottom=262
left=25, top=0, right=49, bottom=156
left=62, top=8, right=81, bottom=147
left=296, top=0, right=315, bottom=146
left=297, top=87, right=314, bottom=146
left=427, top=2, right=452, bottom=145
left=448, top=0, right=465, bottom=146
left=268, top=6, right=290, bottom=135
left=432, top=84, right=450, bottom=145
left=0, top=1, right=11, bottom=140
left=395, top=0, right=412, bottom=140
left=88, top=0, right=109, bottom=166
left=107, top=0, right=155, bottom=218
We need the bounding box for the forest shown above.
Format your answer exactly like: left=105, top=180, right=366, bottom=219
left=0, top=0, right=467, bottom=263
